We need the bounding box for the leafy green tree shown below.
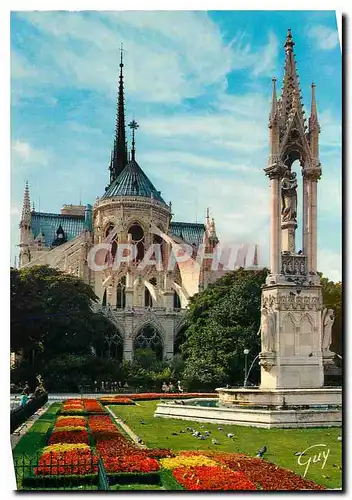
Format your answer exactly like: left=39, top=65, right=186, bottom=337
left=134, top=348, right=158, bottom=369
left=181, top=268, right=268, bottom=389
left=10, top=265, right=116, bottom=374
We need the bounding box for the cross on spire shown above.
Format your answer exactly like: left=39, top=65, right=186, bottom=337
left=128, top=119, right=139, bottom=160
left=119, top=42, right=126, bottom=67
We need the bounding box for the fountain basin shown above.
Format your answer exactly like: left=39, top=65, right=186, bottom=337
left=154, top=390, right=342, bottom=428
left=217, top=387, right=342, bottom=407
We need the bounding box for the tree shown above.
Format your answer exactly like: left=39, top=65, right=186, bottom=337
left=10, top=265, right=115, bottom=372
left=181, top=268, right=268, bottom=390
left=319, top=275, right=342, bottom=355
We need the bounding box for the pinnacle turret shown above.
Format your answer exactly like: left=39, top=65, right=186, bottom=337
left=279, top=29, right=305, bottom=130
left=309, top=83, right=320, bottom=132
left=20, top=181, right=31, bottom=228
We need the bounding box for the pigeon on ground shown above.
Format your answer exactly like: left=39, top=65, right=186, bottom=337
left=200, top=425, right=204, bottom=428
left=186, top=427, right=192, bottom=432
left=140, top=420, right=146, bottom=424
left=218, top=427, right=223, bottom=431
left=204, top=430, right=211, bottom=435
left=179, top=430, right=186, bottom=433
left=338, top=436, right=342, bottom=441
left=256, top=446, right=267, bottom=458
left=227, top=433, right=234, bottom=439
left=212, top=439, right=219, bottom=445
left=199, top=435, right=206, bottom=440
left=171, top=432, right=178, bottom=436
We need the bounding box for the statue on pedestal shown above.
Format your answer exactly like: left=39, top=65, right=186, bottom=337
left=321, top=308, right=335, bottom=352
left=281, top=170, right=298, bottom=222
left=259, top=308, right=276, bottom=353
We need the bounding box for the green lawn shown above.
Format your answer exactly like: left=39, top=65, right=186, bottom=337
left=109, top=401, right=342, bottom=489
left=12, top=403, right=61, bottom=489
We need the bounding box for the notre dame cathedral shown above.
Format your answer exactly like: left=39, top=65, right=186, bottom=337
left=17, top=50, right=222, bottom=362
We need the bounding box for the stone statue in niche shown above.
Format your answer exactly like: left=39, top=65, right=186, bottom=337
left=281, top=170, right=298, bottom=222
left=321, top=308, right=335, bottom=352
left=259, top=308, right=276, bottom=352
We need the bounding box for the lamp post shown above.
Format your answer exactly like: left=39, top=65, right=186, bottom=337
left=243, top=349, right=250, bottom=387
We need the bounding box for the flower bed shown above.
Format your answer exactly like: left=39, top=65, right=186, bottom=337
left=208, top=452, right=325, bottom=490
left=100, top=397, right=134, bottom=405
left=172, top=465, right=257, bottom=491
left=103, top=453, right=159, bottom=474
left=88, top=414, right=162, bottom=478
left=160, top=455, right=218, bottom=470
left=35, top=446, right=98, bottom=476
left=48, top=429, right=90, bottom=445
left=55, top=416, right=87, bottom=427
left=178, top=451, right=325, bottom=490
left=83, top=399, right=105, bottom=413
left=144, top=449, right=175, bottom=459
left=107, top=393, right=217, bottom=401
left=52, top=425, right=86, bottom=433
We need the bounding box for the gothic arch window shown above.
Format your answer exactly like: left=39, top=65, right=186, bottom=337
left=105, top=223, right=118, bottom=262
left=144, top=277, right=157, bottom=307
left=153, top=232, right=164, bottom=263
left=173, top=290, right=181, bottom=309
left=133, top=324, right=163, bottom=360
left=128, top=223, right=145, bottom=262
left=116, top=276, right=126, bottom=309
left=101, top=332, right=123, bottom=361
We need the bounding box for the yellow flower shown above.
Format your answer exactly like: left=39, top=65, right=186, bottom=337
left=52, top=426, right=86, bottom=433
left=42, top=443, right=90, bottom=454
left=57, top=416, right=86, bottom=421
left=160, top=455, right=218, bottom=470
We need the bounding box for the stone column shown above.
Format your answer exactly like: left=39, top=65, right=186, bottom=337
left=302, top=172, right=309, bottom=256
left=123, top=316, right=133, bottom=361
left=269, top=175, right=281, bottom=275
left=310, top=179, right=318, bottom=273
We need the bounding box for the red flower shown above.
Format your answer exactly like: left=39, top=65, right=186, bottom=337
left=172, top=466, right=257, bottom=491
left=35, top=450, right=98, bottom=476
left=196, top=452, right=325, bottom=490
left=102, top=454, right=159, bottom=473
left=48, top=430, right=89, bottom=445
left=83, top=399, right=105, bottom=413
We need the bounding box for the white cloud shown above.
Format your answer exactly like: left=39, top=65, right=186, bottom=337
left=308, top=25, right=340, bottom=50
left=11, top=140, right=49, bottom=168
left=12, top=12, right=278, bottom=104
left=252, top=32, right=279, bottom=77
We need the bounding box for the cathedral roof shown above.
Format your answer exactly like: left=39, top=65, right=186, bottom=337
left=31, top=212, right=86, bottom=246
left=102, top=158, right=166, bottom=204
left=169, top=222, right=205, bottom=247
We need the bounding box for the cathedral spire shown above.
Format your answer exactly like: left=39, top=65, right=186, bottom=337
left=20, top=181, right=31, bottom=228
left=110, top=44, right=128, bottom=183
left=19, top=181, right=32, bottom=267
left=280, top=29, right=305, bottom=126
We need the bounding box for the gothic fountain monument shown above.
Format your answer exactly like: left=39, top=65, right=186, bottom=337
left=154, top=31, right=341, bottom=428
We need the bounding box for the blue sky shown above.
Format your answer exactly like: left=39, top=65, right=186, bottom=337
left=10, top=10, right=342, bottom=280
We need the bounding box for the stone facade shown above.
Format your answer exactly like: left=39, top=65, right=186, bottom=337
left=17, top=54, right=220, bottom=362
